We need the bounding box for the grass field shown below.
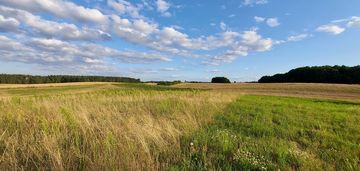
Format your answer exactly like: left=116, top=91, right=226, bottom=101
left=0, top=83, right=359, bottom=170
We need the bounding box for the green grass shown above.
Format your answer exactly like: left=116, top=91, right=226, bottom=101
left=171, top=95, right=360, bottom=170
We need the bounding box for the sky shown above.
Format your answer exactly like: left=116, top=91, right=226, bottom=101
left=0, top=0, right=359, bottom=82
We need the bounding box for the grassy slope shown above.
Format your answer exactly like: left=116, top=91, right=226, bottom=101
left=0, top=83, right=359, bottom=170
left=171, top=95, right=360, bottom=170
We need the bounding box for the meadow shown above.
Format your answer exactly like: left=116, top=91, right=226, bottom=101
left=0, top=83, right=359, bottom=170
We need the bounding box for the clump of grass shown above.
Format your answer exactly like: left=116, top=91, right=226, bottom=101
left=0, top=87, right=236, bottom=170
left=170, top=95, right=360, bottom=170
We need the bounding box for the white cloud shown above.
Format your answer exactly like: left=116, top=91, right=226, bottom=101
left=266, top=18, right=280, bottom=27
left=205, top=30, right=273, bottom=65
left=0, top=35, right=31, bottom=52
left=111, top=14, right=156, bottom=43
left=254, top=16, right=265, bottom=23
left=110, top=15, right=185, bottom=54
left=0, top=0, right=108, bottom=24
left=0, top=14, right=19, bottom=32
left=316, top=24, right=345, bottom=35
left=287, top=34, right=309, bottom=42
left=0, top=0, right=284, bottom=71
left=207, top=69, right=220, bottom=73
left=255, top=16, right=280, bottom=27
left=0, top=35, right=171, bottom=73
left=347, top=16, right=360, bottom=27
left=243, top=0, right=268, bottom=6
left=0, top=6, right=111, bottom=41
left=220, top=21, right=227, bottom=31
left=331, top=16, right=360, bottom=28
left=107, top=0, right=143, bottom=19
left=161, top=68, right=178, bottom=71
left=241, top=30, right=273, bottom=52
left=156, top=0, right=171, bottom=17
left=118, top=51, right=171, bottom=63
left=111, top=14, right=242, bottom=55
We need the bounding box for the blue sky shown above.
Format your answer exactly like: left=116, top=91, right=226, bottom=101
left=0, top=0, right=359, bottom=81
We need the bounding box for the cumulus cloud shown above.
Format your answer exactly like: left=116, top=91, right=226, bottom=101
left=243, top=0, right=268, bottom=6
left=254, top=16, right=280, bottom=27
left=0, top=35, right=170, bottom=73
left=316, top=24, right=345, bottom=35
left=0, top=14, right=19, bottom=32
left=111, top=14, right=241, bottom=55
left=156, top=0, right=171, bottom=17
left=0, top=35, right=31, bottom=52
left=266, top=18, right=280, bottom=27
left=0, top=0, right=286, bottom=74
left=254, top=16, right=265, bottom=23
left=0, top=6, right=111, bottom=41
left=107, top=0, right=143, bottom=19
left=0, top=0, right=108, bottom=24
left=347, top=16, right=360, bottom=27
left=205, top=30, right=273, bottom=65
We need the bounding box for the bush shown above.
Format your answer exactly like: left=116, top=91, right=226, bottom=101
left=211, top=77, right=231, bottom=83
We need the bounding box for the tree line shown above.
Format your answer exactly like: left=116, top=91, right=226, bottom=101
left=258, top=65, right=360, bottom=84
left=0, top=74, right=140, bottom=84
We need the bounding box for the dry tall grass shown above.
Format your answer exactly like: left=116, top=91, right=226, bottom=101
left=0, top=88, right=237, bottom=170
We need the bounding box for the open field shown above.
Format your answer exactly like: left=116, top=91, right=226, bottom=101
left=0, top=83, right=359, bottom=170
left=175, top=83, right=360, bottom=102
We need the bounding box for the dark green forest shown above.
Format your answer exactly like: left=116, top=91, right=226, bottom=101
left=258, top=65, right=360, bottom=84
left=0, top=74, right=140, bottom=84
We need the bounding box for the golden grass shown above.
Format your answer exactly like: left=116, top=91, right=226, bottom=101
left=174, top=83, right=360, bottom=101
left=0, top=82, right=112, bottom=89
left=0, top=88, right=237, bottom=170
left=0, top=83, right=120, bottom=97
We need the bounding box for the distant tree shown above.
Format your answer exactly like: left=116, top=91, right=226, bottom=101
left=0, top=74, right=141, bottom=84
left=211, top=77, right=231, bottom=83
left=258, top=65, right=360, bottom=84
left=157, top=80, right=182, bottom=86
